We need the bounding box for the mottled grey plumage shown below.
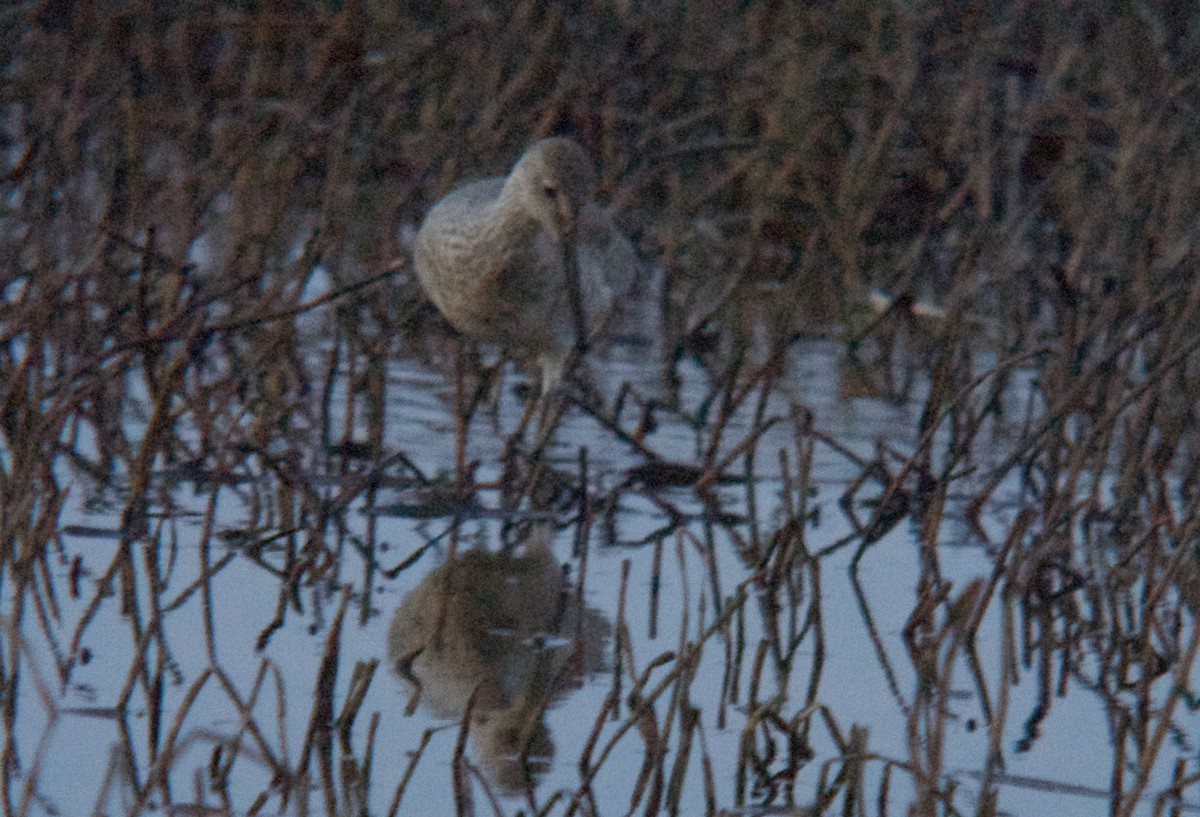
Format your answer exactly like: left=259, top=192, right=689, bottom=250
left=414, top=137, right=637, bottom=388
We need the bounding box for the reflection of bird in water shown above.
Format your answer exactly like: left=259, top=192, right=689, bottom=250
left=414, top=137, right=640, bottom=392
left=387, top=528, right=609, bottom=792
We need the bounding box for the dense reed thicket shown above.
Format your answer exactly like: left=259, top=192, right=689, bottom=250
left=3, top=2, right=1200, bottom=815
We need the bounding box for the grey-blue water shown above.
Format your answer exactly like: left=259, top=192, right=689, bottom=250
left=8, top=324, right=1188, bottom=817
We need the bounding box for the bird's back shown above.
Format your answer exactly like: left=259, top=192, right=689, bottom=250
left=414, top=177, right=506, bottom=309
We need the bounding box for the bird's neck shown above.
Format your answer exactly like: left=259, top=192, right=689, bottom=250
left=484, top=178, right=546, bottom=259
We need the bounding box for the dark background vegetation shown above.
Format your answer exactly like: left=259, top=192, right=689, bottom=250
left=8, top=0, right=1200, bottom=334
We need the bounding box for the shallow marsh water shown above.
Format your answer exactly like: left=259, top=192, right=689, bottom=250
left=8, top=315, right=1196, bottom=817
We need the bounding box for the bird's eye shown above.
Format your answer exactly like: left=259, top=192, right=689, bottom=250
left=542, top=183, right=558, bottom=199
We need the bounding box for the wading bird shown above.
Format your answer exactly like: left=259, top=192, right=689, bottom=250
left=414, top=137, right=638, bottom=393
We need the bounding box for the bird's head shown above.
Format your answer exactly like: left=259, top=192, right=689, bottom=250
left=513, top=138, right=597, bottom=240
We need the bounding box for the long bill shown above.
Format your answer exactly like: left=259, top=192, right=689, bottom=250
left=561, top=238, right=587, bottom=360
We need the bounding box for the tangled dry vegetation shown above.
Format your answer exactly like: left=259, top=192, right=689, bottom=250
left=3, top=1, right=1200, bottom=815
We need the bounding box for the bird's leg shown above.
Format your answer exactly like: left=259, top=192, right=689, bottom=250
left=504, top=393, right=565, bottom=511
left=498, top=368, right=545, bottom=510
left=529, top=385, right=568, bottom=455
left=477, top=355, right=505, bottom=430
left=498, top=367, right=570, bottom=509
left=501, top=344, right=566, bottom=459
left=502, top=385, right=541, bottom=456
